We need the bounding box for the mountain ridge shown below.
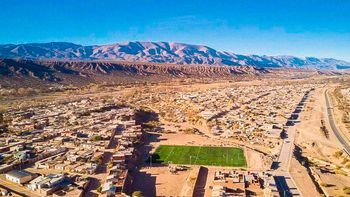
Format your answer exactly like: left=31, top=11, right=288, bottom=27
left=0, top=58, right=269, bottom=88
left=1, top=41, right=350, bottom=70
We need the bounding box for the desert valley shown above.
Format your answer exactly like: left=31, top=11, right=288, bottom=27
left=1, top=1, right=350, bottom=196
left=0, top=42, right=350, bottom=196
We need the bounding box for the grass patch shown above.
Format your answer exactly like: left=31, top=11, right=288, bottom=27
left=153, top=145, right=246, bottom=167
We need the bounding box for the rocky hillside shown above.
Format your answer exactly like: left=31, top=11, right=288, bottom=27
left=0, top=58, right=267, bottom=88
left=1, top=42, right=350, bottom=70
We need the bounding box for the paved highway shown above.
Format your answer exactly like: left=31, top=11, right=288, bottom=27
left=272, top=90, right=314, bottom=197
left=273, top=126, right=301, bottom=197
left=325, top=90, right=350, bottom=156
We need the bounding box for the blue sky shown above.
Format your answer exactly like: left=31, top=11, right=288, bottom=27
left=1, top=0, right=350, bottom=61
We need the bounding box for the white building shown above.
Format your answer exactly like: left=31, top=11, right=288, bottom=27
left=5, top=170, right=34, bottom=184
left=27, top=174, right=65, bottom=190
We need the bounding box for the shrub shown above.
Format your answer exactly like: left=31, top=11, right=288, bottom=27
left=341, top=157, right=349, bottom=165
left=343, top=186, right=350, bottom=195
left=333, top=150, right=343, bottom=158
left=346, top=163, right=350, bottom=169
left=320, top=183, right=331, bottom=187
left=91, top=135, right=102, bottom=141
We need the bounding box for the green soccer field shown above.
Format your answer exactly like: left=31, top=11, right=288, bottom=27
left=153, top=145, right=246, bottom=167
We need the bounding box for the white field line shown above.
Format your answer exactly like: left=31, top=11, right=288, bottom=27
left=226, top=148, right=229, bottom=164
left=164, top=146, right=175, bottom=162
left=193, top=146, right=202, bottom=165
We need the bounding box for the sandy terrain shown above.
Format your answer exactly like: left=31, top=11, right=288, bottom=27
left=289, top=157, right=320, bottom=197
left=291, top=86, right=350, bottom=196
left=130, top=166, right=190, bottom=197
left=295, top=87, right=342, bottom=163
left=245, top=149, right=269, bottom=171
left=316, top=169, right=350, bottom=196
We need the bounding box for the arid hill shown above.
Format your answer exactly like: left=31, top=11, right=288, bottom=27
left=0, top=59, right=268, bottom=88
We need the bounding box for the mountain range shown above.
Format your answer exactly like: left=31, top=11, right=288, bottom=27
left=0, top=59, right=271, bottom=88
left=1, top=41, right=350, bottom=70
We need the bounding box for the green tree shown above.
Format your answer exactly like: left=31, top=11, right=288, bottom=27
left=91, top=135, right=102, bottom=141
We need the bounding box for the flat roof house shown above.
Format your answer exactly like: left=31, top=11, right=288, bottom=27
left=5, top=170, right=34, bottom=184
